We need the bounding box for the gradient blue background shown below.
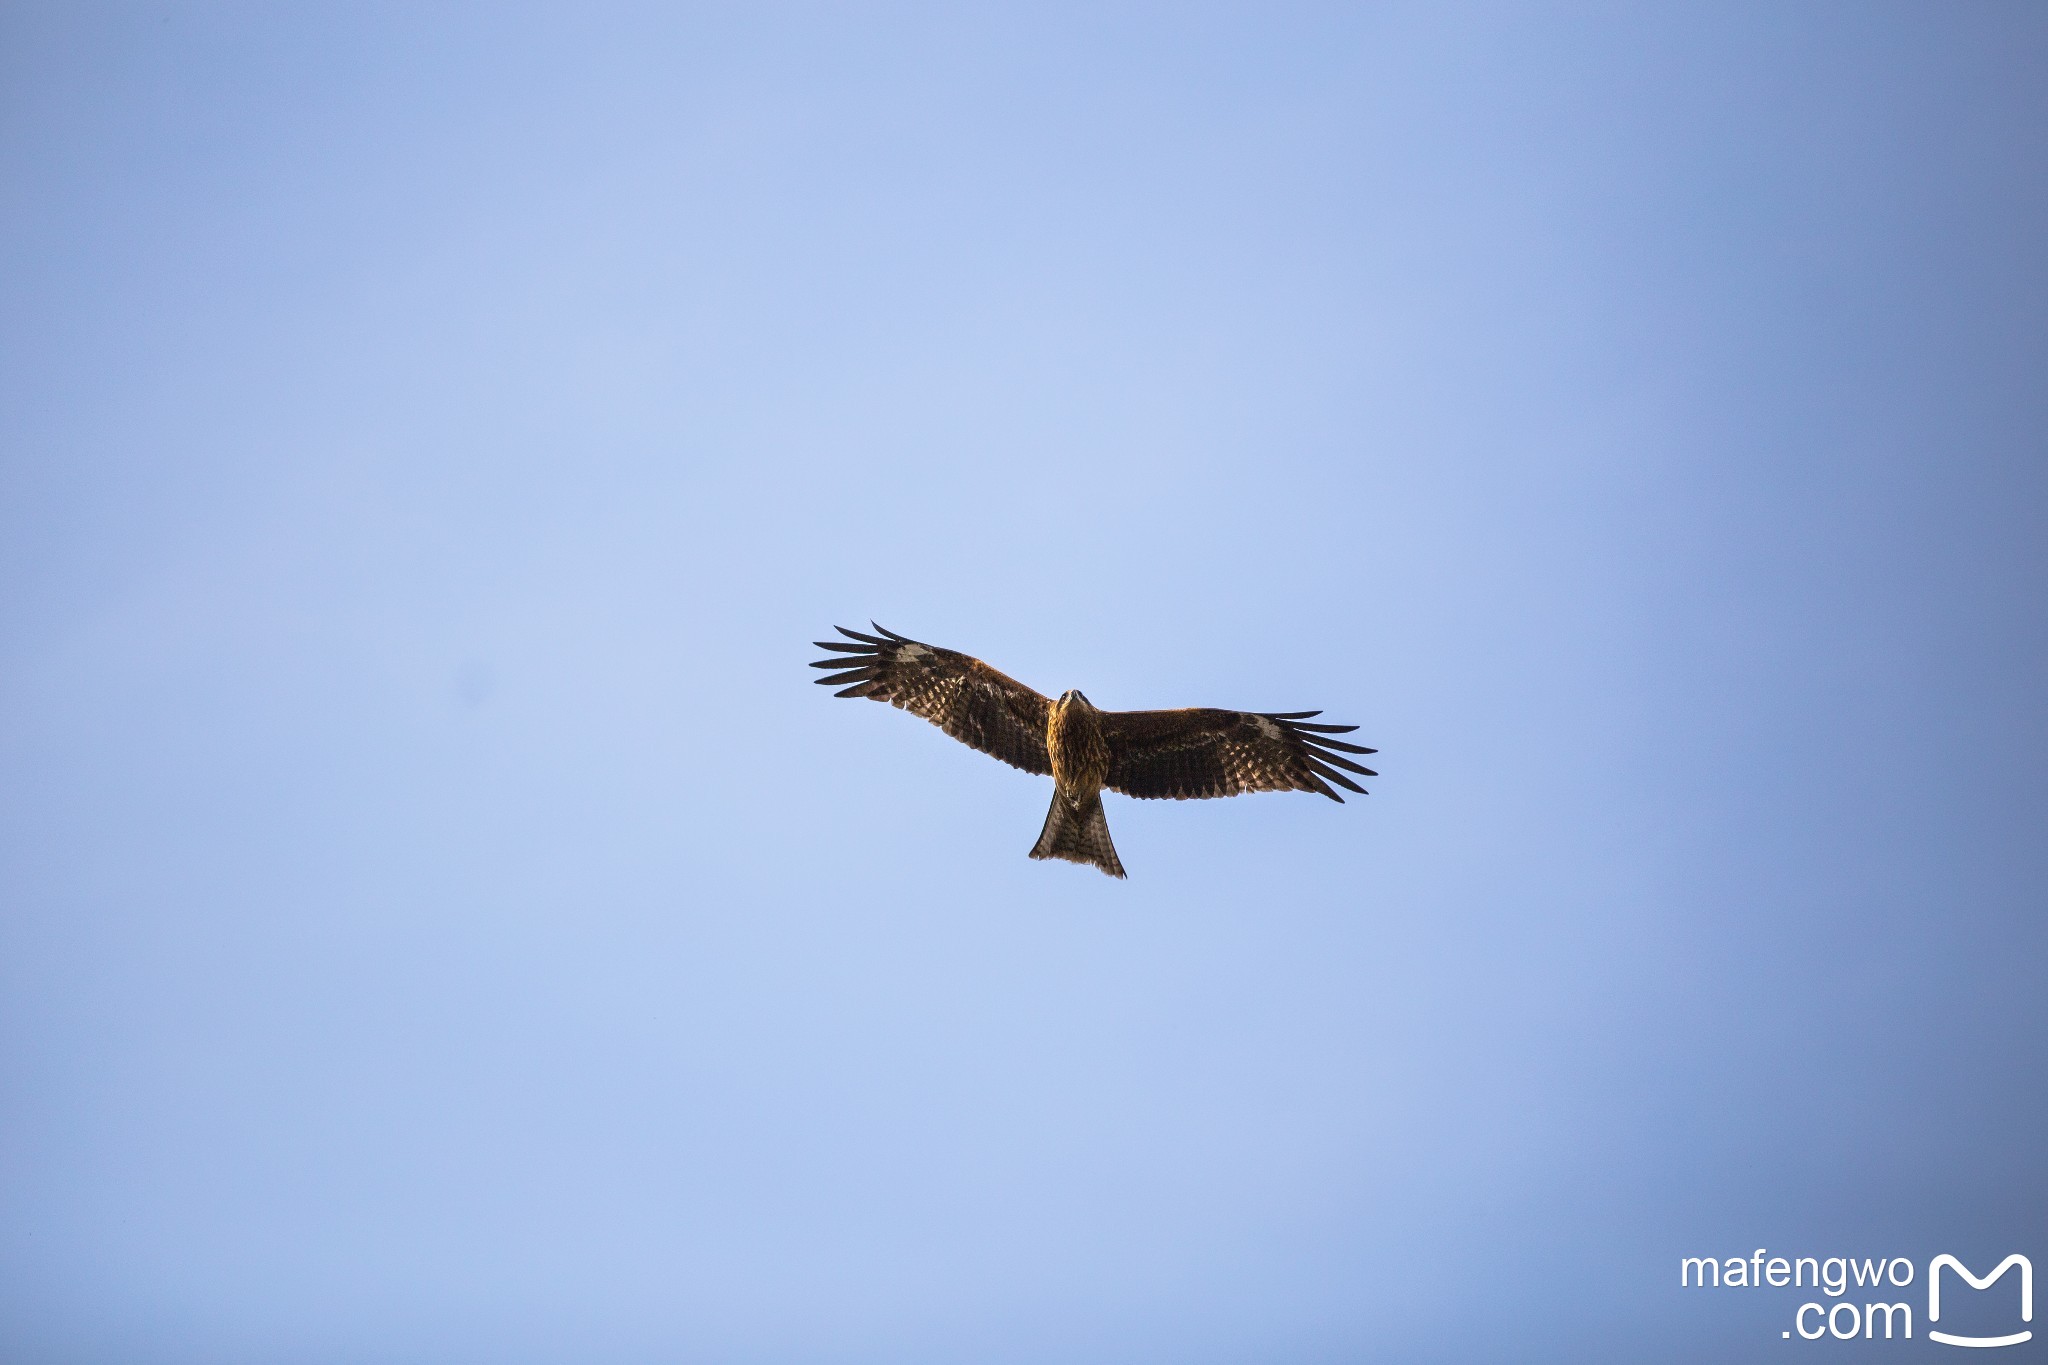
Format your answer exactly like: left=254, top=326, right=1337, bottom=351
left=3, top=4, right=2043, bottom=1361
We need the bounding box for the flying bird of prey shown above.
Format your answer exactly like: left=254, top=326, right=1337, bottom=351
left=810, top=624, right=1376, bottom=878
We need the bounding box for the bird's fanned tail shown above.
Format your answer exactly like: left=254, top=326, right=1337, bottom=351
left=1029, top=791, right=1127, bottom=879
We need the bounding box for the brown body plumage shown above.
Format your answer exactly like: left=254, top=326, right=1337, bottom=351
left=1035, top=690, right=1124, bottom=877
left=1047, top=691, right=1110, bottom=796
left=812, top=623, right=1375, bottom=878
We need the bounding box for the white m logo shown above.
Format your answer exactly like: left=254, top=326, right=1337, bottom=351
left=1929, top=1254, right=2032, bottom=1349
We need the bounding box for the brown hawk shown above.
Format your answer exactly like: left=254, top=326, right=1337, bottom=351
left=811, top=624, right=1376, bottom=878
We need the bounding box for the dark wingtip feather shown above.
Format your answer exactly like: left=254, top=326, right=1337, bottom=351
left=832, top=682, right=876, bottom=698
left=1305, top=759, right=1367, bottom=794
left=836, top=625, right=886, bottom=644
left=1299, top=771, right=1343, bottom=801
left=1305, top=748, right=1375, bottom=777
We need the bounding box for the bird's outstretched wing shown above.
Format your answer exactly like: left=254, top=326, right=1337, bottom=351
left=811, top=624, right=1053, bottom=776
left=1100, top=708, right=1377, bottom=802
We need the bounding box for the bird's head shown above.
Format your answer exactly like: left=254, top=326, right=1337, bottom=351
left=1058, top=688, right=1094, bottom=711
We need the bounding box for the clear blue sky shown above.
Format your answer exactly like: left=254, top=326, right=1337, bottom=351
left=3, top=5, right=2043, bottom=1361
